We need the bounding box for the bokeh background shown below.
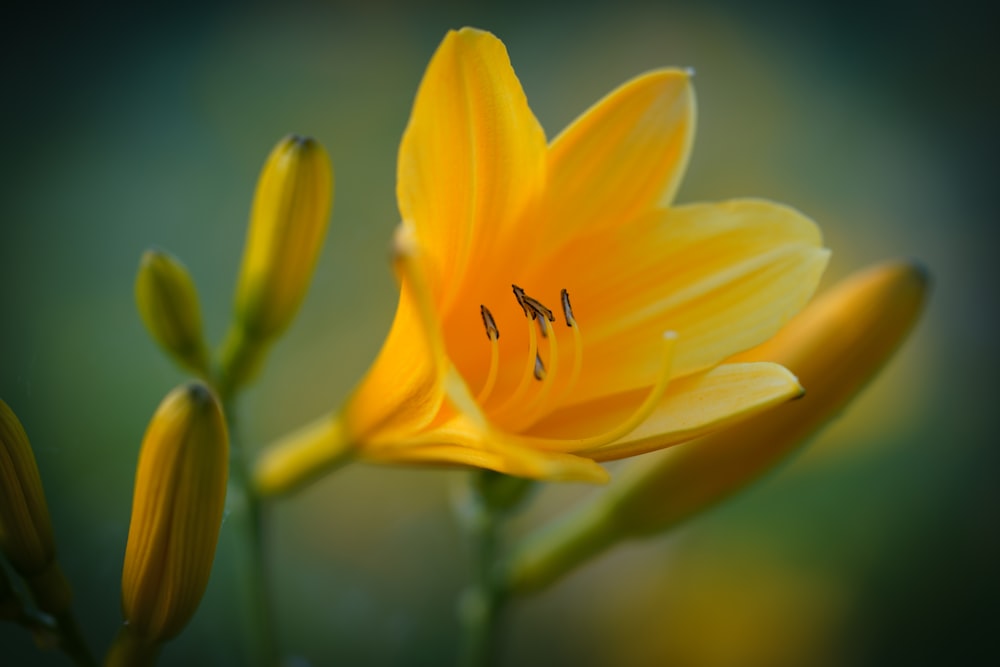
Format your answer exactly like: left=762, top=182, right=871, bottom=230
left=2, top=1, right=996, bottom=665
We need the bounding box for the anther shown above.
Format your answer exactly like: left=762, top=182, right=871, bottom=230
left=512, top=285, right=530, bottom=318
left=480, top=305, right=499, bottom=340
left=522, top=295, right=555, bottom=323
left=533, top=352, right=546, bottom=381
left=560, top=288, right=575, bottom=327
left=535, top=313, right=549, bottom=339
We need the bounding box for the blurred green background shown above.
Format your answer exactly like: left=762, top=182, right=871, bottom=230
left=1, top=1, right=995, bottom=665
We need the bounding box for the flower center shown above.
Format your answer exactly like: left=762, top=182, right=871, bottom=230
left=475, top=285, right=584, bottom=431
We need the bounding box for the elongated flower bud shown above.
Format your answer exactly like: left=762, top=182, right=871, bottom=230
left=0, top=399, right=72, bottom=614
left=219, top=135, right=333, bottom=394
left=135, top=248, right=210, bottom=375
left=113, top=382, right=228, bottom=659
left=508, top=260, right=930, bottom=594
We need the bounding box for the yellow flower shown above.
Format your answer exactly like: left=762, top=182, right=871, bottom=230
left=255, top=27, right=828, bottom=493
left=112, top=382, right=228, bottom=661
left=0, top=399, right=73, bottom=614
left=507, top=259, right=930, bottom=594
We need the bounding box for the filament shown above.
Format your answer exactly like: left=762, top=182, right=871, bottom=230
left=475, top=331, right=500, bottom=404
left=488, top=314, right=539, bottom=416
left=517, top=331, right=678, bottom=453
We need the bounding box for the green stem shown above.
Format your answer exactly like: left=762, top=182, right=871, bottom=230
left=104, top=625, right=159, bottom=667
left=458, top=497, right=506, bottom=667
left=3, top=563, right=96, bottom=667
left=224, top=399, right=279, bottom=667
left=457, top=471, right=534, bottom=667
left=217, top=327, right=272, bottom=400
left=54, top=612, right=98, bottom=667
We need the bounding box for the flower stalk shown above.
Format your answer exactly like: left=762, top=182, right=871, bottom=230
left=224, top=399, right=279, bottom=667
left=457, top=471, right=534, bottom=667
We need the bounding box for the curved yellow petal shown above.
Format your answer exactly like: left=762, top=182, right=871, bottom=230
left=608, top=259, right=929, bottom=534
left=527, top=362, right=803, bottom=460
left=364, top=413, right=609, bottom=483
left=342, top=228, right=450, bottom=443
left=398, top=27, right=546, bottom=307
left=540, top=69, right=694, bottom=254
left=540, top=199, right=828, bottom=404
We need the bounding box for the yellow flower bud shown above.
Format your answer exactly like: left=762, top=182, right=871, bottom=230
left=219, top=135, right=333, bottom=394
left=116, top=382, right=228, bottom=653
left=508, top=259, right=930, bottom=594
left=234, top=134, right=333, bottom=341
left=0, top=399, right=72, bottom=614
left=135, top=248, right=210, bottom=375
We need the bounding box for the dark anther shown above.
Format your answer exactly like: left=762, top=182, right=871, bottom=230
left=522, top=295, right=555, bottom=323
left=480, top=305, right=500, bottom=340
left=560, top=288, right=575, bottom=327
left=512, top=284, right=530, bottom=318
left=533, top=352, right=546, bottom=381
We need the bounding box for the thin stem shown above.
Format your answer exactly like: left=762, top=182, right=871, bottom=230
left=8, top=606, right=97, bottom=667
left=54, top=612, right=99, bottom=667
left=224, top=398, right=279, bottom=667
left=104, top=625, right=159, bottom=667
left=457, top=495, right=506, bottom=667
left=457, top=471, right=535, bottom=667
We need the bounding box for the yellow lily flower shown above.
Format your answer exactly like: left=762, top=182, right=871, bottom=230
left=255, top=27, right=829, bottom=493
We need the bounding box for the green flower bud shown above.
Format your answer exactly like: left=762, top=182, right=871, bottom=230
left=135, top=248, right=209, bottom=376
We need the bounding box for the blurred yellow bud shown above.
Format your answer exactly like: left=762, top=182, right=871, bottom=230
left=508, top=259, right=930, bottom=594
left=135, top=248, right=210, bottom=376
left=0, top=399, right=72, bottom=614
left=113, top=382, right=228, bottom=659
left=219, top=134, right=333, bottom=394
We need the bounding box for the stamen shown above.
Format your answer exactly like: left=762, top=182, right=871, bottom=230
left=522, top=295, right=555, bottom=323
left=560, top=289, right=575, bottom=327
left=506, top=309, right=563, bottom=432
left=535, top=313, right=549, bottom=339
left=533, top=353, right=546, bottom=381
left=480, top=305, right=499, bottom=340
left=488, top=311, right=540, bottom=416
left=566, top=319, right=584, bottom=393
left=475, top=307, right=500, bottom=404
left=516, top=331, right=678, bottom=453
left=512, top=284, right=530, bottom=318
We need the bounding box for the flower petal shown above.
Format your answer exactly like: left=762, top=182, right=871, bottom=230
left=363, top=412, right=609, bottom=483
left=398, top=27, right=546, bottom=308
left=528, top=362, right=803, bottom=461
left=341, top=283, right=445, bottom=443
left=342, top=227, right=451, bottom=443
left=537, top=199, right=828, bottom=404
left=540, top=69, right=694, bottom=253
